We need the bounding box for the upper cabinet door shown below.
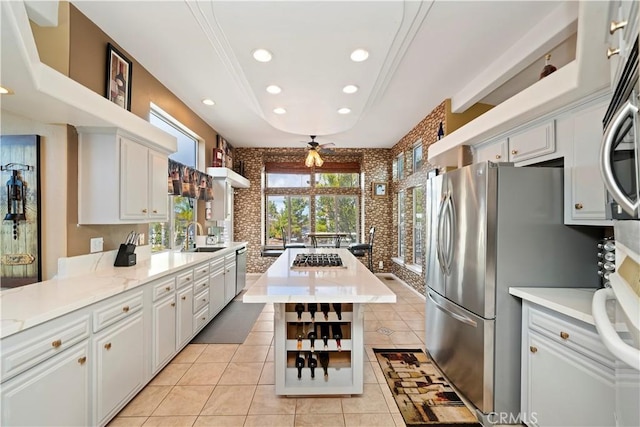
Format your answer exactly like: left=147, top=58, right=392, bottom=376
left=149, top=150, right=168, bottom=220
left=120, top=137, right=149, bottom=220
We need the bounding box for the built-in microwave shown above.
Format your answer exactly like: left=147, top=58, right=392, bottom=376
left=601, top=38, right=639, bottom=219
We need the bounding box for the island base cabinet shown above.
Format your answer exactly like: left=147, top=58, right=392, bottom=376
left=274, top=303, right=363, bottom=396
left=1, top=341, right=90, bottom=426
left=521, top=303, right=615, bottom=427
left=93, top=312, right=145, bottom=426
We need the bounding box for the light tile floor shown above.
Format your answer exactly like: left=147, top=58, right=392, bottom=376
left=108, top=275, right=427, bottom=427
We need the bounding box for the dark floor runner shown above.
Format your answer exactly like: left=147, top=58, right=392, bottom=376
left=191, top=299, right=266, bottom=344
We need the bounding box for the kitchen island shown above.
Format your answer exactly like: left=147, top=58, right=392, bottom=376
left=243, top=247, right=396, bottom=396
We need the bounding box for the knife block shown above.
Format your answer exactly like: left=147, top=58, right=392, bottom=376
left=114, top=243, right=137, bottom=267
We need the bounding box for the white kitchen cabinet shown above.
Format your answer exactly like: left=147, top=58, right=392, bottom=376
left=520, top=302, right=616, bottom=427
left=176, top=285, right=194, bottom=350
left=211, top=178, right=233, bottom=221
left=473, top=121, right=555, bottom=165
left=77, top=127, right=170, bottom=224
left=209, top=258, right=226, bottom=317
left=1, top=341, right=91, bottom=427
left=92, top=311, right=145, bottom=426
left=606, top=1, right=639, bottom=89
left=565, top=99, right=611, bottom=225
left=224, top=252, right=237, bottom=304
left=152, top=293, right=177, bottom=374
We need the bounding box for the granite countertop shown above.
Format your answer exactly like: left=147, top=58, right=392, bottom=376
left=243, top=248, right=396, bottom=304
left=0, top=242, right=247, bottom=339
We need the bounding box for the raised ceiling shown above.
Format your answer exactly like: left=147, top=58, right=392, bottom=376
left=57, top=1, right=579, bottom=148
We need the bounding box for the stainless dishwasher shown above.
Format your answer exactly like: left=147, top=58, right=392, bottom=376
left=235, top=247, right=247, bottom=295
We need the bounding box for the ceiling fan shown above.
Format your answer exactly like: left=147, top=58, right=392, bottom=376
left=304, top=135, right=335, bottom=167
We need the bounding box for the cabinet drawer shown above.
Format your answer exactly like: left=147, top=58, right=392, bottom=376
left=1, top=315, right=90, bottom=381
left=194, top=288, right=209, bottom=313
left=152, top=276, right=176, bottom=301
left=193, top=306, right=209, bottom=331
left=193, top=262, right=209, bottom=280
left=176, top=270, right=194, bottom=289
left=225, top=253, right=236, bottom=264
left=509, top=121, right=555, bottom=163
left=527, top=305, right=614, bottom=366
left=193, top=276, right=209, bottom=294
left=93, top=291, right=143, bottom=332
left=210, top=258, right=225, bottom=273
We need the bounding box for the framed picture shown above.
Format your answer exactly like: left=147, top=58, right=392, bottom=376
left=372, top=182, right=387, bottom=197
left=106, top=43, right=132, bottom=111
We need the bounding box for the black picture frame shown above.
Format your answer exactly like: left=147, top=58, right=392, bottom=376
left=106, top=43, right=132, bottom=111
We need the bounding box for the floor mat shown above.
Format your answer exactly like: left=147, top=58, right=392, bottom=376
left=374, top=348, right=480, bottom=427
left=191, top=300, right=265, bottom=344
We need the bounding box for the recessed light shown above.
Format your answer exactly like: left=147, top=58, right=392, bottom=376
left=0, top=85, right=11, bottom=95
left=202, top=98, right=215, bottom=106
left=342, top=85, right=358, bottom=94
left=273, top=107, right=287, bottom=114
left=337, top=107, right=351, bottom=114
left=266, top=85, right=282, bottom=94
left=252, top=48, right=273, bottom=62
left=350, top=49, right=369, bottom=62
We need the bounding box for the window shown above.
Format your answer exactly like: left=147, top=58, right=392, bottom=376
left=413, top=186, right=424, bottom=265
left=263, top=162, right=360, bottom=247
left=398, top=190, right=405, bottom=258
left=315, top=195, right=358, bottom=244
left=148, top=106, right=199, bottom=252
left=413, top=141, right=423, bottom=173
left=397, top=153, right=405, bottom=180
left=266, top=196, right=310, bottom=245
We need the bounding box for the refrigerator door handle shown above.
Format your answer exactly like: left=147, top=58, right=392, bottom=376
left=436, top=193, right=447, bottom=274
left=443, top=192, right=456, bottom=274
left=427, top=290, right=477, bottom=328
left=599, top=100, right=639, bottom=216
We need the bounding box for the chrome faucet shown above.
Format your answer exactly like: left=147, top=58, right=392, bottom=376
left=185, top=221, right=204, bottom=250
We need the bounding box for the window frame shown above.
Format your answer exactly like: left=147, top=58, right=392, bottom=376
left=412, top=140, right=423, bottom=174
left=412, top=185, right=424, bottom=267
left=398, top=190, right=405, bottom=258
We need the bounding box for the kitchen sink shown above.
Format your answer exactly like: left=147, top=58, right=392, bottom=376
left=186, top=247, right=225, bottom=253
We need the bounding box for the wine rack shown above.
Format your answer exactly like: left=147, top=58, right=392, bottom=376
left=274, top=302, right=364, bottom=395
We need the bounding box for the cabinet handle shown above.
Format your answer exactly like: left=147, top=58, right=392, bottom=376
left=560, top=331, right=569, bottom=340
left=610, top=20, right=627, bottom=34
left=185, top=277, right=191, bottom=281
left=201, top=283, right=207, bottom=288
left=104, top=343, right=112, bottom=350
left=171, top=302, right=176, bottom=307
left=153, top=209, right=158, bottom=214
left=165, top=286, right=171, bottom=292
left=495, top=154, right=501, bottom=160
left=607, top=47, right=620, bottom=59
left=182, top=295, right=187, bottom=300
left=78, top=356, right=87, bottom=365
left=574, top=203, right=583, bottom=210
left=530, top=346, right=538, bottom=354
left=122, top=305, right=130, bottom=312
left=142, top=209, right=148, bottom=213
left=202, top=298, right=207, bottom=302
left=51, top=339, right=62, bottom=348
left=201, top=316, right=206, bottom=321
left=511, top=149, right=518, bottom=155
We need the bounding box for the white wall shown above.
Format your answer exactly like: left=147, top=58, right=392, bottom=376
left=1, top=110, right=68, bottom=280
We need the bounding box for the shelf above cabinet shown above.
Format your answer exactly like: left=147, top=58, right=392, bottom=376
left=206, top=167, right=250, bottom=188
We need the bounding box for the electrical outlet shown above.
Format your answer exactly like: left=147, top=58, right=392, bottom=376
left=378, top=261, right=384, bottom=270
left=90, top=237, right=103, bottom=253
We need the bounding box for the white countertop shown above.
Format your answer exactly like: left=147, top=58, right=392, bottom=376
left=243, top=248, right=396, bottom=304
left=0, top=243, right=246, bottom=339
left=509, top=287, right=629, bottom=331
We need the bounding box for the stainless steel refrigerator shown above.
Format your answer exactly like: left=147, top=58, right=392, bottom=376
left=425, top=162, right=600, bottom=420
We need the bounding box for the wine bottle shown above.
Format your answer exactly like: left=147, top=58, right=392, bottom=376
left=295, top=303, right=305, bottom=321
left=308, top=303, right=318, bottom=321
left=320, top=303, right=330, bottom=320
left=296, top=323, right=304, bottom=350
left=295, top=352, right=305, bottom=379
left=320, top=323, right=330, bottom=349
left=332, top=323, right=342, bottom=351
left=319, top=352, right=330, bottom=378
left=307, top=324, right=317, bottom=352
left=307, top=352, right=318, bottom=379
left=332, top=303, right=342, bottom=320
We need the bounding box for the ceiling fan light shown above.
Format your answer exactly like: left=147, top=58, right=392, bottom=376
left=305, top=151, right=315, bottom=167
left=315, top=155, right=324, bottom=167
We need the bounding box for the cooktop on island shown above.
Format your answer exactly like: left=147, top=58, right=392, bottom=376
left=291, top=253, right=346, bottom=269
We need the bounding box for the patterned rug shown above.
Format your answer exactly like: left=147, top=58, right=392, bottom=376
left=374, top=348, right=481, bottom=426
